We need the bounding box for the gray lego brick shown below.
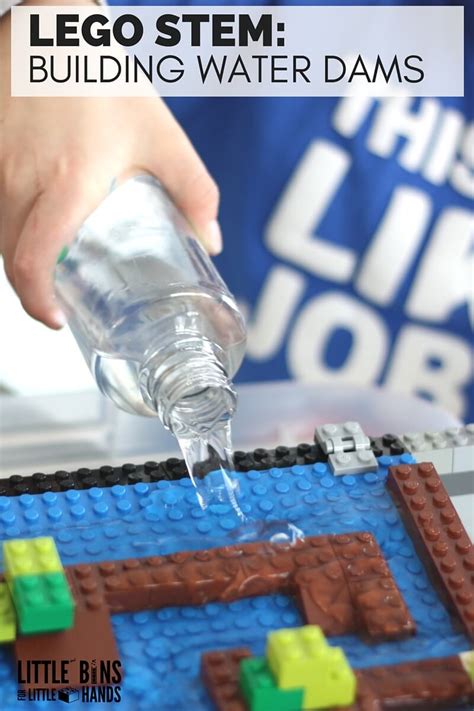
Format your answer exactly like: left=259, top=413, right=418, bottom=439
left=401, top=425, right=474, bottom=478
left=452, top=445, right=474, bottom=477
left=315, top=422, right=364, bottom=448
left=443, top=470, right=474, bottom=498
left=407, top=448, right=454, bottom=476
left=328, top=449, right=378, bottom=476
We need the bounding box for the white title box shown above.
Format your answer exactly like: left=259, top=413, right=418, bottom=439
left=11, top=5, right=464, bottom=97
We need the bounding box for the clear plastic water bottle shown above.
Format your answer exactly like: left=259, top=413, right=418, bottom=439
left=55, top=175, right=247, bottom=445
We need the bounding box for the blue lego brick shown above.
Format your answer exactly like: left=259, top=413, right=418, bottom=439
left=0, top=452, right=470, bottom=711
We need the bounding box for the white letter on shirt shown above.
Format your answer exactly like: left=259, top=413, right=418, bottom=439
left=265, top=140, right=356, bottom=283
left=406, top=207, right=473, bottom=324
left=385, top=324, right=471, bottom=418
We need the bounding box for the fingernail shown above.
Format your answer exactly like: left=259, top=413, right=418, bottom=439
left=203, top=220, right=223, bottom=255
left=51, top=308, right=67, bottom=329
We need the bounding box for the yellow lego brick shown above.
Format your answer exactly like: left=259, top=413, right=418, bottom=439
left=3, top=537, right=63, bottom=579
left=267, top=625, right=326, bottom=688
left=460, top=650, right=474, bottom=683
left=267, top=625, right=356, bottom=709
left=0, top=583, right=16, bottom=643
left=309, top=646, right=356, bottom=709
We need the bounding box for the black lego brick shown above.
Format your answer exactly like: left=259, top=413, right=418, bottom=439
left=370, top=433, right=407, bottom=458
left=1, top=431, right=407, bottom=497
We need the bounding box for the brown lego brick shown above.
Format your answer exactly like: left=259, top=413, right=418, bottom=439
left=1, top=534, right=413, bottom=643
left=201, top=648, right=252, bottom=711
left=333, top=682, right=381, bottom=711
left=63, top=534, right=413, bottom=643
left=331, top=533, right=392, bottom=602
left=15, top=606, right=120, bottom=691
left=358, top=654, right=474, bottom=709
left=348, top=578, right=415, bottom=641
left=5, top=531, right=414, bottom=696
left=326, top=532, right=415, bottom=641
left=293, top=533, right=415, bottom=640
left=294, top=560, right=356, bottom=635
left=9, top=533, right=415, bottom=696
left=388, top=461, right=474, bottom=641
left=202, top=648, right=473, bottom=711
left=15, top=566, right=121, bottom=691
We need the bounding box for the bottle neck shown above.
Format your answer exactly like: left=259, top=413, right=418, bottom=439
left=145, top=349, right=237, bottom=438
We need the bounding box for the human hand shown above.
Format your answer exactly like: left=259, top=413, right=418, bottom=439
left=0, top=3, right=221, bottom=329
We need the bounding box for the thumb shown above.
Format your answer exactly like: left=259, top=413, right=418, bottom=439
left=143, top=101, right=222, bottom=255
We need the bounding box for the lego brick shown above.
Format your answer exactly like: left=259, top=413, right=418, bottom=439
left=0, top=442, right=328, bottom=497
left=267, top=625, right=356, bottom=709
left=329, top=532, right=415, bottom=641
left=387, top=462, right=474, bottom=641
left=217, top=431, right=352, bottom=472
left=67, top=537, right=293, bottom=609
left=205, top=648, right=473, bottom=711
left=3, top=537, right=63, bottom=579
left=357, top=654, right=474, bottom=709
left=329, top=450, right=378, bottom=476
left=14, top=550, right=121, bottom=691
left=369, top=433, right=407, bottom=458
left=331, top=532, right=390, bottom=581
left=308, top=647, right=356, bottom=709
left=201, top=648, right=252, bottom=711
left=15, top=605, right=120, bottom=690
left=0, top=461, right=190, bottom=497
left=401, top=431, right=454, bottom=474
left=65, top=550, right=280, bottom=615
left=0, top=457, right=415, bottom=552
left=267, top=625, right=326, bottom=688
left=58, top=688, right=80, bottom=703
left=0, top=450, right=470, bottom=711
left=326, top=434, right=371, bottom=455
left=12, top=571, right=75, bottom=634
left=315, top=421, right=365, bottom=449
left=425, top=446, right=456, bottom=474
left=0, top=582, right=16, bottom=643
left=14, top=571, right=120, bottom=692
left=61, top=533, right=414, bottom=644
left=239, top=656, right=303, bottom=711
left=459, top=650, right=474, bottom=683
left=349, top=578, right=415, bottom=641
left=401, top=425, right=474, bottom=477
left=292, top=532, right=415, bottom=642
left=314, top=422, right=378, bottom=476
left=452, top=429, right=474, bottom=475
left=231, top=442, right=327, bottom=473
left=294, top=561, right=355, bottom=635
left=452, top=441, right=474, bottom=473
left=0, top=432, right=407, bottom=498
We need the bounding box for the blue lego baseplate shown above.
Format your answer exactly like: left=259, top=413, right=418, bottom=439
left=0, top=453, right=470, bottom=711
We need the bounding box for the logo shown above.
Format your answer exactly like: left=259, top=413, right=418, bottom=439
left=16, top=659, right=122, bottom=704
left=58, top=688, right=79, bottom=704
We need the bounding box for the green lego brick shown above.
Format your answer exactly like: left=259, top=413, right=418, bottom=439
left=0, top=583, right=16, bottom=643
left=239, top=657, right=303, bottom=711
left=3, top=537, right=63, bottom=579
left=11, top=572, right=75, bottom=634
left=267, top=625, right=356, bottom=709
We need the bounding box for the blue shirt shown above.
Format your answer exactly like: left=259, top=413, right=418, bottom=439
left=112, top=0, right=474, bottom=421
